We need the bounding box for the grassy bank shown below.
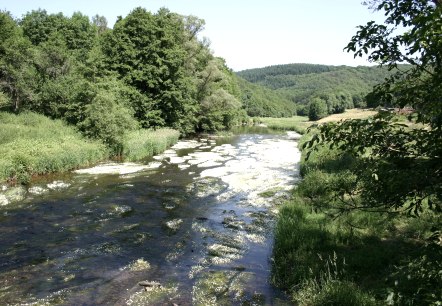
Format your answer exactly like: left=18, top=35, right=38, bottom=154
left=254, top=109, right=377, bottom=134
left=272, top=132, right=441, bottom=305
left=122, top=128, right=180, bottom=161
left=0, top=112, right=181, bottom=184
left=254, top=116, right=310, bottom=133
left=0, top=112, right=109, bottom=184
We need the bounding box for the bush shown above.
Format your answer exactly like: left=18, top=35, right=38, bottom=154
left=79, top=90, right=139, bottom=153
left=308, top=97, right=328, bottom=121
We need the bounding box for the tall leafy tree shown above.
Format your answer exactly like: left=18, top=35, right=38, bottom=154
left=0, top=11, right=36, bottom=112
left=196, top=58, right=243, bottom=131
left=102, top=7, right=199, bottom=133
left=305, top=0, right=442, bottom=214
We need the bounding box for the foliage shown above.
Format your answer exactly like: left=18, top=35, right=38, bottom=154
left=304, top=112, right=442, bottom=215
left=122, top=128, right=180, bottom=161
left=236, top=76, right=296, bottom=117
left=196, top=58, right=245, bottom=131
left=237, top=63, right=333, bottom=83
left=304, top=0, right=442, bottom=215
left=0, top=111, right=108, bottom=184
left=78, top=90, right=139, bottom=153
left=387, top=251, right=442, bottom=305
left=308, top=97, right=328, bottom=121
left=0, top=6, right=254, bottom=182
left=237, top=63, right=396, bottom=117
left=273, top=131, right=442, bottom=305
left=346, top=0, right=442, bottom=126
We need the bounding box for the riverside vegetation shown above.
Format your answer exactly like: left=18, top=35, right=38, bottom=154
left=1, top=7, right=246, bottom=183
left=272, top=1, right=442, bottom=305
left=0, top=6, right=395, bottom=183
left=0, top=111, right=179, bottom=184
left=273, top=127, right=441, bottom=305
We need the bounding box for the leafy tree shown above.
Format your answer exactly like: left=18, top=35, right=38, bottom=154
left=305, top=0, right=442, bottom=215
left=308, top=97, right=327, bottom=121
left=102, top=7, right=199, bottom=133
left=0, top=11, right=36, bottom=112
left=196, top=58, right=243, bottom=131
left=78, top=89, right=138, bottom=153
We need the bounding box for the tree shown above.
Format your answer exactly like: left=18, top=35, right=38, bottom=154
left=304, top=0, right=442, bottom=215
left=102, top=7, right=199, bottom=133
left=0, top=11, right=36, bottom=112
left=308, top=97, right=327, bottom=121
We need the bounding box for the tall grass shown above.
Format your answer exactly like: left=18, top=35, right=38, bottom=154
left=273, top=131, right=441, bottom=305
left=122, top=128, right=180, bottom=161
left=254, top=116, right=310, bottom=133
left=0, top=111, right=109, bottom=184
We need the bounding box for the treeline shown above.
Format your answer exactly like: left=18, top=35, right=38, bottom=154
left=237, top=64, right=402, bottom=120
left=236, top=76, right=296, bottom=117
left=0, top=8, right=247, bottom=153
left=237, top=63, right=332, bottom=83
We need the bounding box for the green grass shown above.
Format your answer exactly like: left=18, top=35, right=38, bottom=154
left=272, top=131, right=442, bottom=305
left=122, top=128, right=180, bottom=161
left=254, top=116, right=310, bottom=133
left=0, top=112, right=181, bottom=184
left=0, top=111, right=109, bottom=184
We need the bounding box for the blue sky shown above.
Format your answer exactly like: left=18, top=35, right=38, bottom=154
left=2, top=1, right=385, bottom=71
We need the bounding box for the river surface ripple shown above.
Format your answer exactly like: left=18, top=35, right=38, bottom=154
left=0, top=132, right=301, bottom=305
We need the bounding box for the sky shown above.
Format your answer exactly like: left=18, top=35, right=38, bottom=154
left=2, top=0, right=386, bottom=71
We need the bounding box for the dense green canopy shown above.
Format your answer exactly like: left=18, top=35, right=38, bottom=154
left=0, top=7, right=246, bottom=149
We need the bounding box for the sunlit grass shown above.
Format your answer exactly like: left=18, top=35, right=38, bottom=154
left=122, top=128, right=180, bottom=161
left=254, top=116, right=311, bottom=133
left=316, top=108, right=378, bottom=123
left=0, top=111, right=109, bottom=184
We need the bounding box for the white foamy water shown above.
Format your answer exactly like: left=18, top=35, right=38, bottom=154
left=74, top=162, right=162, bottom=175
left=199, top=137, right=301, bottom=206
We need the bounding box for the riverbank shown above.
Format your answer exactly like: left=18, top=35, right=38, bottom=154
left=0, top=130, right=301, bottom=305
left=0, top=111, right=179, bottom=185
left=272, top=131, right=441, bottom=305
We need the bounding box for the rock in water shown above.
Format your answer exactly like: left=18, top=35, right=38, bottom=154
left=138, top=281, right=162, bottom=291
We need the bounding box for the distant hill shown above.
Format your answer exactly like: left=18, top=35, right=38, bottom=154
left=235, top=76, right=296, bottom=118
left=237, top=63, right=333, bottom=83
left=236, top=63, right=402, bottom=117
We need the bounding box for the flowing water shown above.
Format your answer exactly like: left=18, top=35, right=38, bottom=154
left=0, top=130, right=301, bottom=305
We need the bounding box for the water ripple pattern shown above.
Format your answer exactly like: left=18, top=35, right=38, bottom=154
left=0, top=131, right=301, bottom=305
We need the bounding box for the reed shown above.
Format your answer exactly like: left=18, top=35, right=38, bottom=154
left=0, top=111, right=108, bottom=184
left=122, top=128, right=180, bottom=161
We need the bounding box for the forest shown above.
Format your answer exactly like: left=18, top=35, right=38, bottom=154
left=238, top=63, right=402, bottom=119
left=0, top=8, right=246, bottom=143
left=0, top=8, right=251, bottom=183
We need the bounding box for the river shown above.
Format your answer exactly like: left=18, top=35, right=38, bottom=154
left=0, top=130, right=301, bottom=305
